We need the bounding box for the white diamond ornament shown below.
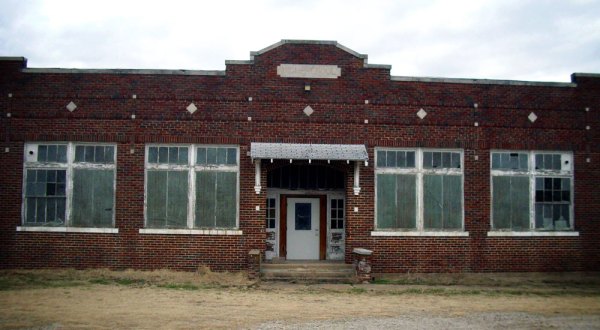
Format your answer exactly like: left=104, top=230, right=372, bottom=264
left=66, top=101, right=77, bottom=112
left=187, top=102, right=198, bottom=114
left=303, top=105, right=314, bottom=117
left=528, top=112, right=537, bottom=123
left=417, top=108, right=427, bottom=119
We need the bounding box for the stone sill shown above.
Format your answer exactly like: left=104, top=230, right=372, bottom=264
left=139, top=229, right=243, bottom=235
left=16, top=226, right=118, bottom=234
left=487, top=231, right=579, bottom=237
left=371, top=231, right=469, bottom=237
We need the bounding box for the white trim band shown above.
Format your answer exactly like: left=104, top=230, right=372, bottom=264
left=487, top=231, right=579, bottom=237
left=17, top=226, right=118, bottom=234
left=371, top=231, right=469, bottom=237
left=139, top=228, right=243, bottom=235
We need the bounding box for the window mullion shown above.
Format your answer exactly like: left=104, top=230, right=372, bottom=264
left=65, top=142, right=74, bottom=227
left=188, top=146, right=195, bottom=229
left=416, top=149, right=424, bottom=231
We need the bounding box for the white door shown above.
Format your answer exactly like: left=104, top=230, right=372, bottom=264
left=287, top=198, right=320, bottom=260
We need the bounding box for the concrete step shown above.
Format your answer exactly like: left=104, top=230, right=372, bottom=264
left=261, top=262, right=355, bottom=283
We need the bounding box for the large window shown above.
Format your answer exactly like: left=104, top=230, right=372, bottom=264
left=375, top=149, right=464, bottom=231
left=23, top=143, right=116, bottom=228
left=491, top=151, right=573, bottom=231
left=145, top=145, right=239, bottom=229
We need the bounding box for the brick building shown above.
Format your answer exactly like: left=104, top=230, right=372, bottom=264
left=1, top=40, right=598, bottom=273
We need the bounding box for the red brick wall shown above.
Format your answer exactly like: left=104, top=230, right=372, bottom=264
left=1, top=42, right=598, bottom=273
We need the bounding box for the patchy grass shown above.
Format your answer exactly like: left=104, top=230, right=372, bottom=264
left=0, top=266, right=255, bottom=291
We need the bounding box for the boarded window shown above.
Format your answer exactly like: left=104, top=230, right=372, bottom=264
left=423, top=175, right=462, bottom=229
left=72, top=169, right=114, bottom=227
left=376, top=174, right=417, bottom=229
left=492, top=176, right=529, bottom=230
left=146, top=171, right=189, bottom=228
left=195, top=171, right=237, bottom=228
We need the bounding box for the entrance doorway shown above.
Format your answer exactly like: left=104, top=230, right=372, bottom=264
left=286, top=198, right=320, bottom=260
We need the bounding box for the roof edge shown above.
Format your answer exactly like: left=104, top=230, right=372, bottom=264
left=226, top=40, right=392, bottom=69
left=22, top=68, right=225, bottom=76
left=391, top=75, right=577, bottom=87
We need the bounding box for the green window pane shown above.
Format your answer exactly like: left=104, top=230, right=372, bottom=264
left=75, top=146, right=85, bottom=162
left=377, top=174, right=416, bottom=229
left=206, top=148, right=217, bottom=164
left=396, top=174, right=417, bottom=228
left=166, top=171, right=188, bottom=227
left=148, top=147, right=158, bottom=163
left=147, top=171, right=188, bottom=228
left=216, top=148, right=227, bottom=165
left=216, top=172, right=236, bottom=227
left=376, top=150, right=386, bottom=167
left=195, top=171, right=216, bottom=227
left=424, top=175, right=462, bottom=229
left=178, top=147, right=188, bottom=164
left=195, top=171, right=237, bottom=228
left=226, top=148, right=237, bottom=165
left=147, top=171, right=167, bottom=227
left=47, top=145, right=57, bottom=162
left=376, top=174, right=396, bottom=228
left=38, top=145, right=47, bottom=161
left=196, top=148, right=206, bottom=165
left=57, top=145, right=67, bottom=163
left=424, top=175, right=442, bottom=228
left=72, top=169, right=115, bottom=227
left=95, top=146, right=105, bottom=163
left=168, top=147, right=178, bottom=163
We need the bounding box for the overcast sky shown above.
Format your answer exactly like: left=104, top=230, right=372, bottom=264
left=1, top=0, right=599, bottom=82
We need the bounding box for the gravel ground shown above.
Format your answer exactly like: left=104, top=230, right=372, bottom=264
left=257, top=313, right=600, bottom=329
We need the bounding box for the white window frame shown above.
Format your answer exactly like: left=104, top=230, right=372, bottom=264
left=372, top=148, right=468, bottom=237
left=488, top=150, right=578, bottom=237
left=18, top=142, right=118, bottom=234
left=140, top=144, right=242, bottom=235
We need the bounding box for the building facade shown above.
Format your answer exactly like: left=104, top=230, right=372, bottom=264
left=1, top=40, right=599, bottom=273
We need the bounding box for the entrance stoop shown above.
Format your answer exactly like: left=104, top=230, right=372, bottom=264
left=260, top=261, right=355, bottom=283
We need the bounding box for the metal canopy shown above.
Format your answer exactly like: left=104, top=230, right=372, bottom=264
left=250, top=143, right=368, bottom=161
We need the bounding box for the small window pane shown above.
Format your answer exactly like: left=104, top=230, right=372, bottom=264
left=47, top=145, right=57, bottom=162
left=197, top=148, right=207, bottom=165
left=148, top=147, right=158, bottom=163
left=95, top=146, right=105, bottom=163
left=178, top=148, right=188, bottom=164
left=168, top=147, right=178, bottom=163
left=57, top=146, right=67, bottom=163
left=226, top=148, right=237, bottom=165
left=442, top=152, right=451, bottom=168
left=376, top=150, right=386, bottom=167
left=38, top=145, right=47, bottom=162
left=105, top=146, right=115, bottom=163
left=406, top=152, right=415, bottom=168
left=397, top=151, right=406, bottom=168
left=75, top=146, right=85, bottom=162
left=84, top=146, right=94, bottom=162
left=217, top=148, right=227, bottom=165
left=519, top=154, right=528, bottom=169
left=492, top=153, right=500, bottom=169
left=432, top=152, right=441, bottom=168
left=158, top=147, right=168, bottom=164
left=535, top=154, right=543, bottom=169
left=387, top=151, right=397, bottom=167
left=423, top=152, right=432, bottom=168
left=206, top=148, right=217, bottom=164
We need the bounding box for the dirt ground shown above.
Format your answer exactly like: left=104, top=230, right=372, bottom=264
left=1, top=269, right=599, bottom=329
